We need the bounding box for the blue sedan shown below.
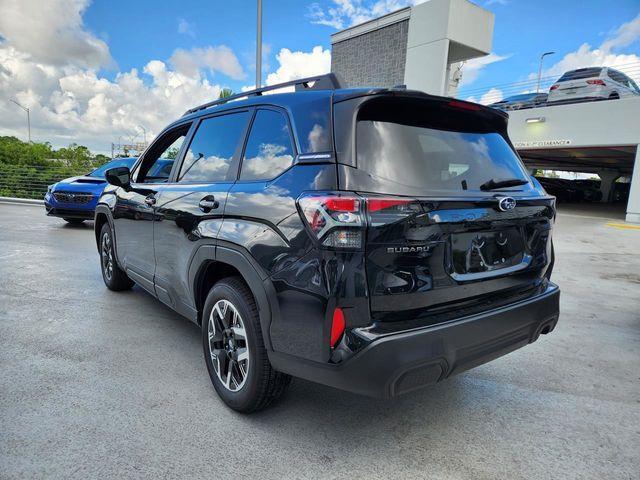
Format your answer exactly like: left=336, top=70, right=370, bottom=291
left=44, top=157, right=173, bottom=223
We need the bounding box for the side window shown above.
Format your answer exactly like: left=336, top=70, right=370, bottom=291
left=178, top=111, right=249, bottom=183
left=620, top=73, right=637, bottom=91
left=610, top=71, right=626, bottom=85
left=136, top=125, right=189, bottom=183
left=240, top=109, right=295, bottom=181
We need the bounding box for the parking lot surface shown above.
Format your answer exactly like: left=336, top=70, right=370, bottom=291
left=1, top=203, right=639, bottom=480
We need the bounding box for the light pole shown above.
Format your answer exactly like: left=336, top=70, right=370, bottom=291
left=536, top=51, right=555, bottom=93
left=256, top=0, right=262, bottom=88
left=138, top=125, right=147, bottom=144
left=9, top=99, right=31, bottom=143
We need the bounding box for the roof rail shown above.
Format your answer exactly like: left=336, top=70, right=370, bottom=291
left=183, top=73, right=343, bottom=116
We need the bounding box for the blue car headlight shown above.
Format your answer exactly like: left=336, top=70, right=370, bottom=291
left=47, top=184, right=54, bottom=193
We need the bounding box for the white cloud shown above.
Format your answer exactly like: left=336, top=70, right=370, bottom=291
left=484, top=0, right=509, bottom=6
left=479, top=87, right=503, bottom=105
left=459, top=52, right=510, bottom=87
left=169, top=46, right=246, bottom=80
left=0, top=0, right=112, bottom=68
left=534, top=14, right=640, bottom=84
left=601, top=14, right=640, bottom=51
left=177, top=18, right=196, bottom=38
left=0, top=0, right=246, bottom=153
left=308, top=0, right=427, bottom=29
left=0, top=44, right=225, bottom=150
left=265, top=46, right=331, bottom=86
left=242, top=143, right=293, bottom=178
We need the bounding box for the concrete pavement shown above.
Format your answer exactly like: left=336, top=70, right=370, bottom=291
left=1, top=203, right=638, bottom=479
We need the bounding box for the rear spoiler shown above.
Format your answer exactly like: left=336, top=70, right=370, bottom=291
left=333, top=88, right=508, bottom=121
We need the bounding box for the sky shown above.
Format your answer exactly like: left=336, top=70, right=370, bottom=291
left=0, top=0, right=639, bottom=153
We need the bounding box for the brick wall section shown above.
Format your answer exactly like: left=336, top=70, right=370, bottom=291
left=331, top=20, right=409, bottom=88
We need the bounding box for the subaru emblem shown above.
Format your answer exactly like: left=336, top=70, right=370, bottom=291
left=497, top=197, right=516, bottom=212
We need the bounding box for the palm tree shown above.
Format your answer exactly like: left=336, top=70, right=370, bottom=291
left=219, top=88, right=234, bottom=99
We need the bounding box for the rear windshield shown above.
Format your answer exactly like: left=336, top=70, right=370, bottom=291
left=356, top=120, right=530, bottom=195
left=558, top=68, right=602, bottom=81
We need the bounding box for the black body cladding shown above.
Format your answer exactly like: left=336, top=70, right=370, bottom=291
left=95, top=75, right=560, bottom=401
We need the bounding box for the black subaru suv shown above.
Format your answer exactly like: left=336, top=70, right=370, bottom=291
left=95, top=74, right=560, bottom=412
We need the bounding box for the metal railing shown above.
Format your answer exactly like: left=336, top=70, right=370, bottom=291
left=457, top=61, right=640, bottom=107
left=0, top=164, right=95, bottom=200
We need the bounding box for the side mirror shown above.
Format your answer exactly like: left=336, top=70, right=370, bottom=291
left=105, top=166, right=131, bottom=191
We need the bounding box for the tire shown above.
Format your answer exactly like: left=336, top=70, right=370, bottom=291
left=99, top=223, right=134, bottom=291
left=609, top=92, right=620, bottom=100
left=64, top=218, right=85, bottom=224
left=202, top=277, right=291, bottom=412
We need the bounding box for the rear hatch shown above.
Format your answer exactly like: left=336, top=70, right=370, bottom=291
left=335, top=93, right=555, bottom=325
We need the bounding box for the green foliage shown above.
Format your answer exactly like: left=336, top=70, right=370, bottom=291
left=164, top=147, right=180, bottom=160
left=219, top=88, right=234, bottom=99
left=0, top=136, right=111, bottom=199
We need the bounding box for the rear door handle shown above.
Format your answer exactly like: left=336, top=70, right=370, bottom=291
left=144, top=195, right=156, bottom=206
left=199, top=195, right=219, bottom=212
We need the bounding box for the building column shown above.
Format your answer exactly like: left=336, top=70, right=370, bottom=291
left=625, top=146, right=640, bottom=223
left=598, top=170, right=620, bottom=203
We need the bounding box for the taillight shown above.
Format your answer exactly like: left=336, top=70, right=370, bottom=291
left=330, top=307, right=346, bottom=348
left=298, top=192, right=364, bottom=249
left=366, top=196, right=422, bottom=227
left=587, top=79, right=606, bottom=86
left=550, top=84, right=559, bottom=90
left=367, top=198, right=413, bottom=212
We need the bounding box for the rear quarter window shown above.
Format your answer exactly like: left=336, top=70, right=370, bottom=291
left=240, top=109, right=295, bottom=181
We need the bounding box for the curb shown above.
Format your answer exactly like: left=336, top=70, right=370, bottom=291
left=0, top=196, right=44, bottom=206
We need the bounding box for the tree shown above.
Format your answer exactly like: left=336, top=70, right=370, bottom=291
left=0, top=136, right=109, bottom=199
left=219, top=88, right=234, bottom=99
left=165, top=147, right=180, bottom=159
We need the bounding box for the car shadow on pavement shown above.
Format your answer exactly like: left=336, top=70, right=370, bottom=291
left=61, top=221, right=94, bottom=229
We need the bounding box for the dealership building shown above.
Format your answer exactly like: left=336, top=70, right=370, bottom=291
left=330, top=0, right=640, bottom=223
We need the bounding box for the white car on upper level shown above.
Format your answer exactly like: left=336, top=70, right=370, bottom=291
left=547, top=67, right=640, bottom=105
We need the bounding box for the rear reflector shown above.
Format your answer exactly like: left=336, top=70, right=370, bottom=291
left=586, top=79, right=606, bottom=86
left=550, top=84, right=559, bottom=90
left=330, top=308, right=346, bottom=348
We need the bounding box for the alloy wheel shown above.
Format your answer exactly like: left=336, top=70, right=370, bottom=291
left=208, top=299, right=250, bottom=392
left=101, top=231, right=113, bottom=281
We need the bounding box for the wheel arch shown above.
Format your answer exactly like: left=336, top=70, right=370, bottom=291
left=94, top=204, right=114, bottom=247
left=190, top=243, right=279, bottom=353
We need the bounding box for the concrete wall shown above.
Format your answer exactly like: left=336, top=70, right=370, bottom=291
left=625, top=149, right=640, bottom=223
left=507, top=97, right=640, bottom=148
left=331, top=19, right=409, bottom=88
left=507, top=97, right=640, bottom=223
left=330, top=0, right=493, bottom=95
left=404, top=0, right=494, bottom=94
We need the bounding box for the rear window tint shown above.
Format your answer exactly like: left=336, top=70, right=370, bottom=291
left=240, top=110, right=294, bottom=181
left=558, top=68, right=602, bottom=81
left=357, top=122, right=529, bottom=195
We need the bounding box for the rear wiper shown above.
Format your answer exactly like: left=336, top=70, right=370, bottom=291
left=480, top=178, right=529, bottom=191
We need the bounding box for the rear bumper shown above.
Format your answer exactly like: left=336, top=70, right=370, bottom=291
left=270, top=283, right=560, bottom=398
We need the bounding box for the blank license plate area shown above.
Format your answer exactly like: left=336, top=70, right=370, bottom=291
left=451, top=228, right=525, bottom=274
